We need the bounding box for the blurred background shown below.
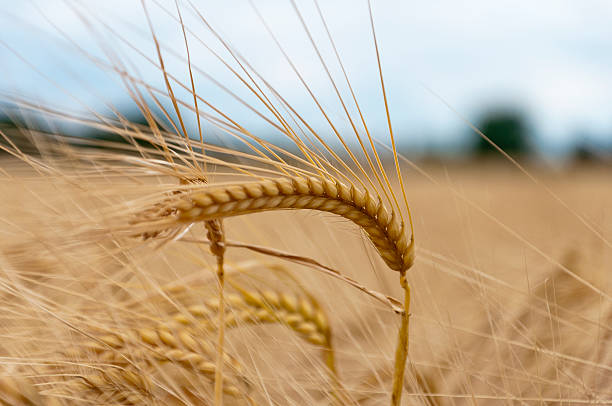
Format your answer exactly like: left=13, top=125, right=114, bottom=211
left=1, top=0, right=612, bottom=164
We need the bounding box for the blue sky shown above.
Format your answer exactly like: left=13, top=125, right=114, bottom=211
left=2, top=1, right=612, bottom=156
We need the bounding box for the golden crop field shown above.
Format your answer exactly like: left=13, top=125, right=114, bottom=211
left=1, top=160, right=609, bottom=404
left=0, top=2, right=610, bottom=405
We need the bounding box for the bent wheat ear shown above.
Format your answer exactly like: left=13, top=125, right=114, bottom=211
left=86, top=290, right=333, bottom=358
left=80, top=284, right=338, bottom=404
left=142, top=176, right=414, bottom=272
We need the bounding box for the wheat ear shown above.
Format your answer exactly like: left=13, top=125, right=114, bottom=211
left=75, top=369, right=152, bottom=405
left=84, top=288, right=337, bottom=402
left=77, top=366, right=247, bottom=402
left=89, top=291, right=334, bottom=369
left=83, top=330, right=249, bottom=388
left=139, top=176, right=414, bottom=273
left=88, top=290, right=332, bottom=357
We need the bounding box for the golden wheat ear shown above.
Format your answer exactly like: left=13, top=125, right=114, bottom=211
left=135, top=176, right=413, bottom=272
left=36, top=260, right=341, bottom=404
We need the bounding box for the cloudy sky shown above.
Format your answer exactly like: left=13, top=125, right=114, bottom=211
left=2, top=0, right=612, bottom=155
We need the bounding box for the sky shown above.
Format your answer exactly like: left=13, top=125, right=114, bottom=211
left=1, top=0, right=612, bottom=157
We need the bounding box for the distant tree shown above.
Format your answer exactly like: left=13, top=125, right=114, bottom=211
left=72, top=109, right=165, bottom=153
left=0, top=107, right=159, bottom=156
left=473, top=110, right=530, bottom=156
left=0, top=113, right=38, bottom=156
left=573, top=141, right=597, bottom=163
left=572, top=136, right=612, bottom=165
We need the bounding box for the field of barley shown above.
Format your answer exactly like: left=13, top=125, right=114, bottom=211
left=1, top=157, right=610, bottom=405
left=1, top=1, right=611, bottom=405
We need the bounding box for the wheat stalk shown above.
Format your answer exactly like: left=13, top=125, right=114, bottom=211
left=179, top=177, right=228, bottom=406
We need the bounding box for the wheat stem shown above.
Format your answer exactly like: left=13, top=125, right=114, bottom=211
left=183, top=176, right=228, bottom=406
left=205, top=219, right=227, bottom=406
left=391, top=272, right=410, bottom=406
left=214, top=254, right=225, bottom=406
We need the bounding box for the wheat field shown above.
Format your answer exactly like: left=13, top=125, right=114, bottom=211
left=1, top=1, right=611, bottom=405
